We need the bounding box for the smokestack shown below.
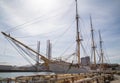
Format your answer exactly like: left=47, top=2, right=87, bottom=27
left=46, top=40, right=52, bottom=60
left=36, top=41, right=40, bottom=71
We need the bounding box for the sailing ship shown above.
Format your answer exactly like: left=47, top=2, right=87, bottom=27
left=1, top=0, right=106, bottom=73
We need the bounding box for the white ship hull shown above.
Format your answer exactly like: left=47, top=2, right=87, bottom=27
left=41, top=61, right=90, bottom=73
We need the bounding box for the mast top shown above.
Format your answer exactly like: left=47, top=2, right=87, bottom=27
left=90, top=15, right=93, bottom=30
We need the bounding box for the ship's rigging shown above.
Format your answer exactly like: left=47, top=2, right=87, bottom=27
left=1, top=0, right=82, bottom=66
left=1, top=0, right=110, bottom=73
left=1, top=0, right=84, bottom=69
left=1, top=32, right=51, bottom=65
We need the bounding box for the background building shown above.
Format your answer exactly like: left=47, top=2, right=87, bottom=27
left=0, top=65, right=13, bottom=70
left=81, top=56, right=90, bottom=66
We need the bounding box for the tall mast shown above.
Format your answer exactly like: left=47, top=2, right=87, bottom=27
left=90, top=16, right=96, bottom=66
left=75, top=0, right=81, bottom=65
left=99, top=30, right=104, bottom=65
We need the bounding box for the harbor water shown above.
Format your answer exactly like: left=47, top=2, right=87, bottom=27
left=0, top=72, right=55, bottom=79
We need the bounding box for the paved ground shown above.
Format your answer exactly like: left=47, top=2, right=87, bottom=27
left=111, top=75, right=120, bottom=83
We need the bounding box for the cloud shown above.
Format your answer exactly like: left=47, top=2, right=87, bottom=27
left=0, top=0, right=120, bottom=65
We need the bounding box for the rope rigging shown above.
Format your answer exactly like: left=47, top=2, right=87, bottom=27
left=1, top=32, right=50, bottom=63
left=52, top=20, right=76, bottom=47
left=5, top=36, right=37, bottom=69
left=59, top=42, right=76, bottom=59
left=5, top=0, right=75, bottom=34
left=79, top=17, right=91, bottom=56
left=81, top=42, right=89, bottom=57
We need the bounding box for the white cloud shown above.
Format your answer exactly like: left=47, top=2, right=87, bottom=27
left=0, top=0, right=120, bottom=65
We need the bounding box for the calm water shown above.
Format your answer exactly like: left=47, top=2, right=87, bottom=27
left=0, top=72, right=55, bottom=78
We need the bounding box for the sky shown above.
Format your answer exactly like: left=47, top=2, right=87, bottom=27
left=0, top=0, right=120, bottom=66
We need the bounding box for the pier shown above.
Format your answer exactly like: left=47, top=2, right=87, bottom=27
left=111, top=74, right=120, bottom=83
left=0, top=71, right=118, bottom=83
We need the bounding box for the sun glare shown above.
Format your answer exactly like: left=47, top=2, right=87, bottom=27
left=22, top=0, right=60, bottom=35
left=28, top=0, right=57, bottom=13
